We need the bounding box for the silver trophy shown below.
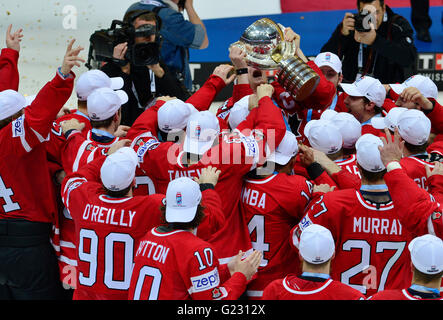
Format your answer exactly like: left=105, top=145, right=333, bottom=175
left=231, top=18, right=319, bottom=101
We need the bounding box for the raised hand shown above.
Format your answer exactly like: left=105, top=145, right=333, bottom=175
left=60, top=39, right=85, bottom=75
left=6, top=24, right=23, bottom=52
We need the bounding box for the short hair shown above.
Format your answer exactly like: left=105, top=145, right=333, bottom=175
left=363, top=96, right=382, bottom=115
left=160, top=203, right=206, bottom=231
left=359, top=165, right=387, bottom=182
left=413, top=266, right=443, bottom=285
left=124, top=10, right=158, bottom=26
left=404, top=141, right=429, bottom=155
left=0, top=109, right=24, bottom=130
left=90, top=116, right=114, bottom=129
left=102, top=184, right=132, bottom=198
left=357, top=0, right=384, bottom=8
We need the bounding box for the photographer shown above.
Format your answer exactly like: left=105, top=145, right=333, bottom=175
left=100, top=10, right=189, bottom=126
left=321, top=0, right=417, bottom=84
left=126, top=0, right=209, bottom=92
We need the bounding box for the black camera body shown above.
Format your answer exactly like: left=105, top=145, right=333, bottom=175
left=86, top=19, right=160, bottom=69
left=353, top=12, right=372, bottom=32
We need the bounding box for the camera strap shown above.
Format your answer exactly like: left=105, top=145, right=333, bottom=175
left=357, top=44, right=377, bottom=80
left=131, top=69, right=156, bottom=109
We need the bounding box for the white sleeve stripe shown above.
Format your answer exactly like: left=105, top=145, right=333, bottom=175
left=60, top=240, right=76, bottom=249
left=30, top=127, right=49, bottom=143
left=63, top=177, right=86, bottom=194
left=19, top=133, right=32, bottom=152
left=59, top=255, right=78, bottom=267
left=427, top=215, right=436, bottom=236
left=72, top=140, right=91, bottom=172
left=87, top=147, right=98, bottom=163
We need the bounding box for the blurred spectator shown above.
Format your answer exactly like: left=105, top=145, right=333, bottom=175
left=126, top=0, right=209, bottom=92
left=321, top=0, right=417, bottom=84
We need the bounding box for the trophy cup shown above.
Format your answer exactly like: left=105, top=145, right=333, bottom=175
left=230, top=18, right=320, bottom=101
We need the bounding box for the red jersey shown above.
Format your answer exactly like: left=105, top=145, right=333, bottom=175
left=240, top=173, right=313, bottom=299
left=262, top=275, right=365, bottom=300
left=132, top=96, right=286, bottom=263
left=61, top=156, right=165, bottom=300
left=128, top=226, right=248, bottom=300
left=0, top=48, right=19, bottom=91
left=369, top=288, right=443, bottom=300
left=0, top=71, right=74, bottom=223
left=400, top=155, right=434, bottom=191
left=335, top=154, right=361, bottom=179
left=384, top=168, right=443, bottom=239
left=292, top=189, right=414, bottom=297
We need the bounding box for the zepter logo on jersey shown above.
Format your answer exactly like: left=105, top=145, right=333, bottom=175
left=12, top=115, right=25, bottom=138
left=190, top=268, right=220, bottom=293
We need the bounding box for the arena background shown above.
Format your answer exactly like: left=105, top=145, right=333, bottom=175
left=0, top=0, right=441, bottom=108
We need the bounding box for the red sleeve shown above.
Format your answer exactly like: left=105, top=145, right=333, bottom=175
left=384, top=168, right=443, bottom=238
left=331, top=170, right=361, bottom=190
left=196, top=188, right=226, bottom=242
left=0, top=48, right=19, bottom=91
left=262, top=279, right=281, bottom=300
left=382, top=98, right=397, bottom=113
left=387, top=88, right=400, bottom=101
left=298, top=61, right=336, bottom=109
left=186, top=74, right=226, bottom=111
left=427, top=174, right=443, bottom=204
left=232, top=83, right=253, bottom=104
left=426, top=100, right=443, bottom=134
left=61, top=130, right=96, bottom=175
left=126, top=100, right=165, bottom=141
left=24, top=71, right=75, bottom=139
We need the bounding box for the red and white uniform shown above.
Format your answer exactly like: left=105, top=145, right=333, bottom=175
left=384, top=167, right=443, bottom=239
left=128, top=226, right=248, bottom=300
left=0, top=48, right=19, bottom=91
left=291, top=189, right=414, bottom=297
left=0, top=71, right=74, bottom=223
left=61, top=156, right=165, bottom=300
left=262, top=274, right=365, bottom=300
left=132, top=96, right=287, bottom=264
left=368, top=288, right=443, bottom=300
left=400, top=155, right=434, bottom=191
left=335, top=154, right=361, bottom=179
left=240, top=173, right=313, bottom=299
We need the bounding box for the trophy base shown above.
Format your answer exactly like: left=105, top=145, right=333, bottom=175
left=277, top=56, right=320, bottom=101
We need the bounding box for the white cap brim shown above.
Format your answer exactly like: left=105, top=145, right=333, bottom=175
left=340, top=83, right=363, bottom=97
left=371, top=116, right=388, bottom=130
left=389, top=84, right=406, bottom=95
left=183, top=135, right=216, bottom=155
left=165, top=205, right=198, bottom=223
left=115, top=90, right=129, bottom=105
left=110, top=77, right=124, bottom=90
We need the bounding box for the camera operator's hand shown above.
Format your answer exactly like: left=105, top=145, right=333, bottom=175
left=212, top=64, right=236, bottom=86
left=354, top=24, right=376, bottom=45
left=113, top=42, right=128, bottom=61
left=61, top=39, right=85, bottom=76
left=341, top=13, right=355, bottom=36
left=148, top=63, right=165, bottom=78
left=6, top=24, right=23, bottom=52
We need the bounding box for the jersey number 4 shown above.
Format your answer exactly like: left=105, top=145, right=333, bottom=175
left=0, top=176, right=20, bottom=213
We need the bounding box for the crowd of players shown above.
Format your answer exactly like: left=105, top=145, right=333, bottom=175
left=0, top=8, right=443, bottom=301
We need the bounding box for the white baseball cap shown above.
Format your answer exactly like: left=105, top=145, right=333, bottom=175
left=355, top=134, right=385, bottom=172
left=390, top=75, right=438, bottom=100
left=228, top=95, right=250, bottom=130
left=408, top=234, right=443, bottom=275
left=371, top=107, right=407, bottom=131
left=299, top=224, right=335, bottom=264
left=87, top=87, right=129, bottom=121
left=397, top=109, right=431, bottom=146
left=314, top=52, right=342, bottom=74
left=183, top=111, right=220, bottom=155
left=165, top=177, right=202, bottom=223
left=340, top=76, right=386, bottom=107
left=100, top=147, right=138, bottom=191
left=321, top=111, right=362, bottom=149
left=157, top=99, right=198, bottom=133
left=76, top=70, right=124, bottom=101
left=267, top=130, right=298, bottom=165
left=304, top=119, right=343, bottom=154
left=0, top=90, right=27, bottom=120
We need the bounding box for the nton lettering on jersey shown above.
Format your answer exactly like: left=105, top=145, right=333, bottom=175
left=82, top=204, right=136, bottom=227
left=136, top=240, right=170, bottom=264
left=353, top=217, right=403, bottom=235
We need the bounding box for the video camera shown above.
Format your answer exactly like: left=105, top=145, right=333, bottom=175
left=85, top=19, right=160, bottom=69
